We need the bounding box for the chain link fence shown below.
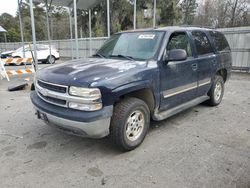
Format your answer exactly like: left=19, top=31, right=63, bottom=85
left=218, top=27, right=250, bottom=72
left=0, top=37, right=108, bottom=59
left=0, top=27, right=249, bottom=72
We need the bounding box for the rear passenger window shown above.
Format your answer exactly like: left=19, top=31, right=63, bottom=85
left=37, top=45, right=49, bottom=51
left=209, top=31, right=230, bottom=52
left=192, top=31, right=213, bottom=56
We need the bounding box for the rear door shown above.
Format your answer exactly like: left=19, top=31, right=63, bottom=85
left=190, top=30, right=216, bottom=97
left=159, top=31, right=198, bottom=111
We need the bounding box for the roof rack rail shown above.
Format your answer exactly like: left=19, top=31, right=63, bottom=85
left=180, top=25, right=216, bottom=29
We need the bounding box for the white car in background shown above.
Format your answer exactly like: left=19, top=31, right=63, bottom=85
left=2, top=44, right=60, bottom=65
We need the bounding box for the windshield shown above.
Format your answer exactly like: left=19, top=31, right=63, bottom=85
left=96, top=31, right=164, bottom=61
left=16, top=47, right=26, bottom=52
left=16, top=46, right=30, bottom=52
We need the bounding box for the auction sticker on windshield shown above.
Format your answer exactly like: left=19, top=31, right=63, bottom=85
left=138, top=34, right=155, bottom=39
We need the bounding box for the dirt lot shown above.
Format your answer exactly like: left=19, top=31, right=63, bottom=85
left=0, top=64, right=250, bottom=188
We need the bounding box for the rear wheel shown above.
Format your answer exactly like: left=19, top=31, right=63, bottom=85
left=110, top=98, right=150, bottom=151
left=47, top=55, right=56, bottom=64
left=207, top=75, right=224, bottom=106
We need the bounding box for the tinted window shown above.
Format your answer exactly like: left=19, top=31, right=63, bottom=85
left=167, top=32, right=192, bottom=57
left=37, top=45, right=49, bottom=51
left=209, top=31, right=230, bottom=52
left=16, top=46, right=28, bottom=52
left=192, top=31, right=213, bottom=55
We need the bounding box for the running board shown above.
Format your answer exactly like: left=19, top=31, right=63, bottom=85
left=153, top=96, right=209, bottom=121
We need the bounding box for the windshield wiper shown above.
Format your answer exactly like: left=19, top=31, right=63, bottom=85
left=93, top=53, right=106, bottom=58
left=109, top=54, right=135, bottom=61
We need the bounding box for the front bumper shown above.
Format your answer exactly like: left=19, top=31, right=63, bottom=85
left=30, top=91, right=113, bottom=138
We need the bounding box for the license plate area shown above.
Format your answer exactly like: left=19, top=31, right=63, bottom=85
left=36, top=110, right=49, bottom=122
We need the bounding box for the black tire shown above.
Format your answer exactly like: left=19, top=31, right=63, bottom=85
left=110, top=97, right=150, bottom=151
left=31, top=83, right=35, bottom=91
left=47, top=55, right=56, bottom=64
left=207, top=75, right=224, bottom=106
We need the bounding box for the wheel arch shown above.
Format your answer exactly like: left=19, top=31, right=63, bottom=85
left=120, top=88, right=155, bottom=115
left=216, top=68, right=227, bottom=82
left=111, top=82, right=156, bottom=115
left=47, top=55, right=56, bottom=59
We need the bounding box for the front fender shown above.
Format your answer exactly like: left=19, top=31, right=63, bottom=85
left=103, top=80, right=160, bottom=109
left=112, top=80, right=152, bottom=97
left=98, top=66, right=160, bottom=108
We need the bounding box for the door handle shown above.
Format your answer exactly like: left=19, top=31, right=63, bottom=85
left=212, top=59, right=216, bottom=66
left=191, top=63, right=198, bottom=71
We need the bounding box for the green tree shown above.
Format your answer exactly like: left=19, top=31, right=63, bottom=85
left=181, top=0, right=198, bottom=24
left=0, top=13, right=20, bottom=42
left=193, top=0, right=250, bottom=28
left=6, top=28, right=20, bottom=42
left=158, top=0, right=182, bottom=26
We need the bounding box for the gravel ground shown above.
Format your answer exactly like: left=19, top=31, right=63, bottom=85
left=0, top=64, right=250, bottom=188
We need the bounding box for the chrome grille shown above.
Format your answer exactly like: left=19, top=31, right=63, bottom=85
left=36, top=79, right=69, bottom=107
left=37, top=80, right=67, bottom=93
left=38, top=91, right=67, bottom=106
left=35, top=79, right=100, bottom=110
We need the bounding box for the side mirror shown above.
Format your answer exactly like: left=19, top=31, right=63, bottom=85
left=164, top=49, right=187, bottom=62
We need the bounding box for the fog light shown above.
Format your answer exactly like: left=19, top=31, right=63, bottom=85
left=68, top=102, right=102, bottom=111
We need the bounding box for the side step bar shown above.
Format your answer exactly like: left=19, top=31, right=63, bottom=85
left=153, top=96, right=209, bottom=121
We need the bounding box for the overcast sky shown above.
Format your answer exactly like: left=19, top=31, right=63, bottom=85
left=0, top=0, right=18, bottom=16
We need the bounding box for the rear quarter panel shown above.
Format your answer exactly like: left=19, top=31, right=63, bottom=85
left=207, top=31, right=232, bottom=80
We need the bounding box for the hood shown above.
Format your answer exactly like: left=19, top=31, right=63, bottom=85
left=37, top=58, right=150, bottom=87
left=1, top=50, right=14, bottom=55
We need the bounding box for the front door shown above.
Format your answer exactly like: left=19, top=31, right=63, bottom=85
left=159, top=32, right=198, bottom=111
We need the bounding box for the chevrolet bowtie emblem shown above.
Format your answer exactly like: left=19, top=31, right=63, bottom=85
left=40, top=88, right=49, bottom=97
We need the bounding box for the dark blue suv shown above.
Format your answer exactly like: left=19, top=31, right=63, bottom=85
left=31, top=26, right=232, bottom=151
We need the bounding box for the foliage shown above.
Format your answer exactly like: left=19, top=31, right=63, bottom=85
left=0, top=0, right=249, bottom=42
left=180, top=0, right=198, bottom=24
left=193, top=0, right=250, bottom=27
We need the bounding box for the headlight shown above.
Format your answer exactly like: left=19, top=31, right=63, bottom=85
left=69, top=86, right=101, bottom=99
left=68, top=87, right=102, bottom=111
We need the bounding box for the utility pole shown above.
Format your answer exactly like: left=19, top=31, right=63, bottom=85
left=17, top=0, right=25, bottom=58
left=107, top=0, right=110, bottom=37
left=133, top=0, right=137, bottom=30
left=153, top=0, right=157, bottom=27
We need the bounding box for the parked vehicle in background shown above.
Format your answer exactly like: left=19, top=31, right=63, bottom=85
left=1, top=50, right=14, bottom=59
left=1, top=44, right=60, bottom=65
left=31, top=26, right=232, bottom=151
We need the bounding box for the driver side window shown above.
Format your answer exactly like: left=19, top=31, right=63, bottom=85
left=167, top=32, right=192, bottom=57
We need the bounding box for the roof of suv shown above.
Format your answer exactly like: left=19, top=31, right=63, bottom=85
left=157, top=26, right=214, bottom=31
left=119, top=26, right=215, bottom=34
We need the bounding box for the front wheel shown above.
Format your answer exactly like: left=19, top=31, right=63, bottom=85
left=110, top=98, right=150, bottom=151
left=207, top=75, right=224, bottom=106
